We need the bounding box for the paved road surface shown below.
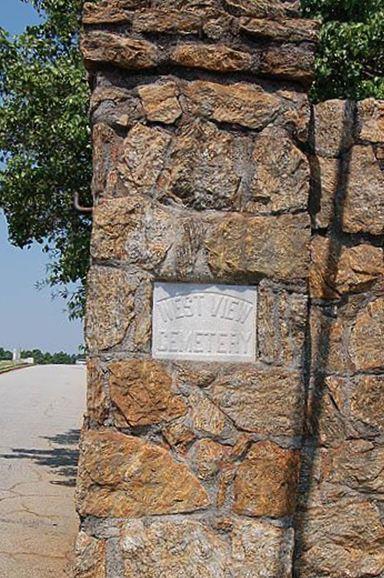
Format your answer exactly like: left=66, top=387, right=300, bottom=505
left=0, top=365, right=86, bottom=577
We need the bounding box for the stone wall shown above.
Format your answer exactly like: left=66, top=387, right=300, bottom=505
left=74, top=1, right=384, bottom=576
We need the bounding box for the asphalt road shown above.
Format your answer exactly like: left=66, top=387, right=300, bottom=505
left=0, top=365, right=86, bottom=577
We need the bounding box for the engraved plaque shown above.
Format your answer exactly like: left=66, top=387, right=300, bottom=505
left=152, top=283, right=257, bottom=362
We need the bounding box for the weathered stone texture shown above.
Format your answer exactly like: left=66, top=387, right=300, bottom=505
left=81, top=31, right=159, bottom=70
left=349, top=297, right=384, bottom=371
left=257, top=282, right=308, bottom=366
left=87, top=358, right=108, bottom=424
left=312, top=99, right=355, bottom=158
left=208, top=366, right=304, bottom=437
left=310, top=236, right=384, bottom=299
left=297, top=500, right=384, bottom=578
left=206, top=212, right=310, bottom=283
left=248, top=127, right=310, bottom=214
left=85, top=266, right=134, bottom=352
left=357, top=98, right=384, bottom=143
left=108, top=360, right=187, bottom=427
left=234, top=441, right=300, bottom=517
left=342, top=145, right=384, bottom=235
left=74, top=531, right=106, bottom=578
left=76, top=430, right=209, bottom=518
left=120, top=518, right=294, bottom=578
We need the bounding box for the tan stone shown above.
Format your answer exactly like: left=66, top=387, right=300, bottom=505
left=312, top=99, right=355, bottom=158
left=231, top=519, right=294, bottom=578
left=326, top=440, right=384, bottom=496
left=132, top=9, right=202, bottom=34
left=91, top=196, right=175, bottom=271
left=205, top=212, right=310, bottom=282
left=310, top=236, right=384, bottom=299
left=189, top=439, right=229, bottom=480
left=342, top=145, right=384, bottom=235
left=138, top=81, right=182, bottom=124
left=171, top=43, right=252, bottom=72
left=234, top=441, right=300, bottom=517
left=189, top=390, right=232, bottom=438
left=310, top=306, right=350, bottom=375
left=121, top=519, right=228, bottom=577
left=350, top=297, right=384, bottom=371
left=208, top=367, right=304, bottom=437
left=92, top=123, right=123, bottom=197
left=108, top=359, right=187, bottom=427
left=350, top=375, right=384, bottom=432
left=76, top=430, right=209, bottom=517
left=257, top=282, right=307, bottom=366
left=312, top=376, right=358, bottom=447
left=162, top=420, right=196, bottom=451
left=357, top=98, right=384, bottom=143
left=239, top=16, right=319, bottom=42
left=74, top=531, right=106, bottom=578
left=259, top=43, right=316, bottom=83
left=87, top=359, right=108, bottom=423
left=81, top=31, right=159, bottom=70
left=83, top=0, right=138, bottom=24
left=165, top=121, right=243, bottom=209
left=310, top=155, right=339, bottom=228
left=249, top=127, right=309, bottom=214
left=119, top=123, right=172, bottom=193
left=298, top=500, right=384, bottom=578
left=223, top=0, right=297, bottom=17
left=183, top=80, right=281, bottom=130
left=120, top=517, right=294, bottom=577
left=85, top=266, right=134, bottom=352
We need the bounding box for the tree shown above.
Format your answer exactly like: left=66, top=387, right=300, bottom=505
left=303, top=0, right=384, bottom=101
left=0, top=0, right=92, bottom=319
left=1, top=1, right=383, bottom=323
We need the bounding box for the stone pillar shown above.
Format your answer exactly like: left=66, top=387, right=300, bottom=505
left=74, top=1, right=319, bottom=576
left=295, top=100, right=384, bottom=577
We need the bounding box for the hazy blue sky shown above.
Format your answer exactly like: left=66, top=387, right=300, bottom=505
left=0, top=0, right=83, bottom=353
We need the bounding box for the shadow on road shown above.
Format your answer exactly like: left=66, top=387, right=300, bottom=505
left=0, top=428, right=80, bottom=487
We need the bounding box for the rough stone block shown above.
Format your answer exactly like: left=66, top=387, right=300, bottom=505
left=132, top=9, right=202, bottom=34
left=87, top=358, right=108, bottom=424
left=81, top=31, right=159, bottom=70
left=259, top=43, right=316, bottom=83
left=310, top=155, right=339, bottom=228
left=296, top=500, right=384, bottom=578
left=108, top=359, right=187, bottom=427
left=234, top=441, right=300, bottom=517
left=357, top=98, right=384, bottom=143
left=170, top=43, right=253, bottom=72
left=83, top=1, right=139, bottom=25
left=74, top=531, right=106, bottom=578
left=342, top=145, right=384, bottom=235
left=207, top=366, right=304, bottom=437
left=76, top=430, right=209, bottom=517
left=257, top=281, right=308, bottom=367
left=239, top=16, right=320, bottom=42
left=120, top=518, right=294, bottom=578
left=85, top=266, right=134, bottom=352
left=206, top=212, right=310, bottom=283
left=312, top=100, right=355, bottom=158
left=248, top=127, right=310, bottom=214
left=309, top=236, right=384, bottom=299
left=349, top=297, right=384, bottom=372
left=138, top=81, right=182, bottom=124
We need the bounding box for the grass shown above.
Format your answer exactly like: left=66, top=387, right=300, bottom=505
left=0, top=360, right=29, bottom=374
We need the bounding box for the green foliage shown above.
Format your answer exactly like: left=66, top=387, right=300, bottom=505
left=303, top=0, right=384, bottom=101
left=0, top=0, right=92, bottom=319
left=0, top=345, right=82, bottom=364
left=0, top=347, right=12, bottom=361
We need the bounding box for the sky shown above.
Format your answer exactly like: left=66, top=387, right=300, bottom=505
left=0, top=0, right=83, bottom=353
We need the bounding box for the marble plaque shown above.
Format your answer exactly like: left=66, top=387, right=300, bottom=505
left=152, top=282, right=257, bottom=362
